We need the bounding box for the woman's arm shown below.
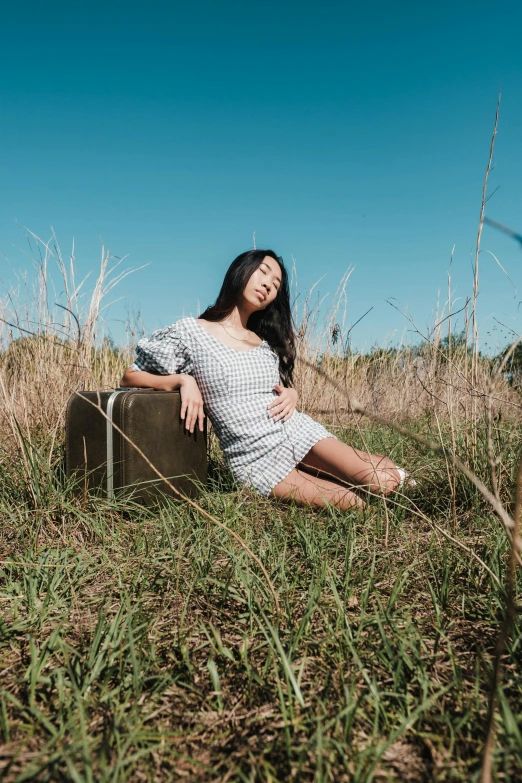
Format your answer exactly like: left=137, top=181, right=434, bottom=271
left=120, top=367, right=185, bottom=391
left=120, top=368, right=205, bottom=433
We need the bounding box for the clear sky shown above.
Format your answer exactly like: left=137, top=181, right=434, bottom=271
left=1, top=0, right=521, bottom=352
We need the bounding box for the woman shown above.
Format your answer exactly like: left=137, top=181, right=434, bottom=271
left=121, top=249, right=407, bottom=510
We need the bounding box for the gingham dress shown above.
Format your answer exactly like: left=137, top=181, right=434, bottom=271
left=131, top=316, right=335, bottom=496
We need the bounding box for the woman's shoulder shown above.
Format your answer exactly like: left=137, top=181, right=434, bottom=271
left=148, top=316, right=195, bottom=340
left=172, top=316, right=196, bottom=333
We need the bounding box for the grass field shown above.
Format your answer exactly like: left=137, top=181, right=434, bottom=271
left=1, top=421, right=521, bottom=781
left=0, top=234, right=521, bottom=781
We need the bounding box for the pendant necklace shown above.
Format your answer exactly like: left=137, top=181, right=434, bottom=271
left=219, top=322, right=253, bottom=342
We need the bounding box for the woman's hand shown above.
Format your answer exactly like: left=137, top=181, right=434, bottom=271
left=179, top=375, right=205, bottom=433
left=120, top=369, right=204, bottom=433
left=267, top=384, right=298, bottom=422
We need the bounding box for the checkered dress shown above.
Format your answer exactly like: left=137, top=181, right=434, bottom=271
left=131, top=317, right=335, bottom=496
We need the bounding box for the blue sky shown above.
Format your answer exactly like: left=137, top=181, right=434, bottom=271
left=1, top=0, right=521, bottom=352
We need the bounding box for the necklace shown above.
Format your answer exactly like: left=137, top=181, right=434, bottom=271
left=219, top=322, right=253, bottom=342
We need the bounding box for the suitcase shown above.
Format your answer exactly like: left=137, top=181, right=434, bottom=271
left=66, top=388, right=207, bottom=504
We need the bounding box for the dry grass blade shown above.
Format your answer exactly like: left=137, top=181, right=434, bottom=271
left=480, top=455, right=522, bottom=783
left=472, top=92, right=501, bottom=390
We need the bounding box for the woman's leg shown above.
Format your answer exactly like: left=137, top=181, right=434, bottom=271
left=270, top=468, right=365, bottom=510
left=300, top=438, right=401, bottom=494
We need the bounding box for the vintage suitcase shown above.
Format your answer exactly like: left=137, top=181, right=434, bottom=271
left=66, top=388, right=207, bottom=503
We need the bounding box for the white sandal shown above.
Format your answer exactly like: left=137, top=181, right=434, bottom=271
left=395, top=466, right=417, bottom=489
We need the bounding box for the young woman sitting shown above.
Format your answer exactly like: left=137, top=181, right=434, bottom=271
left=121, top=249, right=409, bottom=510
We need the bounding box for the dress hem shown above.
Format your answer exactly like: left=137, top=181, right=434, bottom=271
left=234, top=431, right=337, bottom=498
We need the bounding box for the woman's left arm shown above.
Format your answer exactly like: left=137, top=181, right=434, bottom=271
left=267, top=384, right=298, bottom=422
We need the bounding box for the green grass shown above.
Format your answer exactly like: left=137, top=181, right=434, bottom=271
left=1, top=422, right=521, bottom=782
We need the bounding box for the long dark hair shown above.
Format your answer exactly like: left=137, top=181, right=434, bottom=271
left=200, top=249, right=296, bottom=386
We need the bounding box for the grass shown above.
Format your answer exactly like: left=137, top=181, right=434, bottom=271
left=0, top=228, right=521, bottom=780
left=0, top=421, right=521, bottom=781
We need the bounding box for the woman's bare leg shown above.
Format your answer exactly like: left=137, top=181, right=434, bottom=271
left=300, top=438, right=400, bottom=494
left=270, top=468, right=365, bottom=510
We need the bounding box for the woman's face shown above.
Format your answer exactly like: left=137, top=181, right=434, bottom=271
left=242, top=256, right=282, bottom=311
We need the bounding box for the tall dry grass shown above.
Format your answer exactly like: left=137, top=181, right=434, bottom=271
left=293, top=276, right=519, bottom=426
left=0, top=229, right=518, bottom=457
left=0, top=232, right=135, bottom=453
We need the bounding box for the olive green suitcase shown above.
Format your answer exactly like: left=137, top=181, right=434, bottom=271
left=66, top=388, right=207, bottom=504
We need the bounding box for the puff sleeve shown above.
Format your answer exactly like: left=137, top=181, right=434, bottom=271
left=130, top=323, right=193, bottom=376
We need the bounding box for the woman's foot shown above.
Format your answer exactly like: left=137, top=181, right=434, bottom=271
left=394, top=466, right=417, bottom=490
